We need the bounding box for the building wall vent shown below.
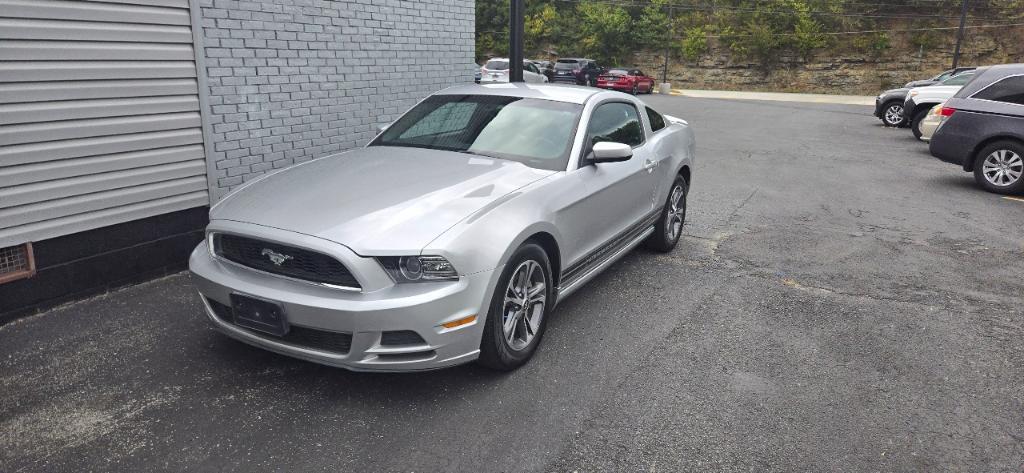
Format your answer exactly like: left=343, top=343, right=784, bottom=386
left=0, top=243, right=35, bottom=284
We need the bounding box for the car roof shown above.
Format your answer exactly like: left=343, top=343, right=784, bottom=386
left=955, top=63, right=1024, bottom=97
left=437, top=83, right=602, bottom=105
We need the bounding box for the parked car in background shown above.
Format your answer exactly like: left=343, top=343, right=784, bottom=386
left=905, top=67, right=976, bottom=88
left=875, top=87, right=914, bottom=127
left=875, top=68, right=976, bottom=127
left=596, top=68, right=656, bottom=95
left=930, top=64, right=1024, bottom=194
left=189, top=83, right=696, bottom=371
left=917, top=102, right=946, bottom=142
left=535, top=60, right=554, bottom=81
left=904, top=70, right=976, bottom=139
left=479, top=58, right=548, bottom=84
left=552, top=58, right=603, bottom=86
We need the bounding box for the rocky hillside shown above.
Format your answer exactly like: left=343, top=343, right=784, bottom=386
left=477, top=0, right=1024, bottom=95
left=632, top=24, right=1024, bottom=95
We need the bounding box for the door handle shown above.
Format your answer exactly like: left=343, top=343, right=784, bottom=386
left=643, top=159, right=658, bottom=171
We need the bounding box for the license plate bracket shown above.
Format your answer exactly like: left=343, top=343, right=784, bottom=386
left=231, top=293, right=289, bottom=336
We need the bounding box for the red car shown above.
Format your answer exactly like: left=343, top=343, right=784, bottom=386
left=596, top=68, right=656, bottom=95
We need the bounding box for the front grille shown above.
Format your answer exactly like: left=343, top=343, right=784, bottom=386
left=214, top=233, right=360, bottom=289
left=206, top=298, right=353, bottom=354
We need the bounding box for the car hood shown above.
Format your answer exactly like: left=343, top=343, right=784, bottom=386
left=905, top=79, right=936, bottom=88
left=879, top=87, right=910, bottom=98
left=211, top=146, right=555, bottom=254
left=909, top=85, right=962, bottom=101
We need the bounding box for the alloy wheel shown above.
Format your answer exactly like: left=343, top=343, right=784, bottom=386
left=884, top=104, right=904, bottom=126
left=667, top=184, right=686, bottom=242
left=502, top=260, right=546, bottom=351
left=982, top=149, right=1023, bottom=187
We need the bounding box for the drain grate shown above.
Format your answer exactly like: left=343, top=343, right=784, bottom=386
left=0, top=243, right=35, bottom=284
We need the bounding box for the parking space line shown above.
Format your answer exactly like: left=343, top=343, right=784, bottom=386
left=1003, top=196, right=1024, bottom=203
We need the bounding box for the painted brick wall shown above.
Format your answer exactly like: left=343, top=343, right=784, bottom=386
left=196, top=0, right=475, bottom=200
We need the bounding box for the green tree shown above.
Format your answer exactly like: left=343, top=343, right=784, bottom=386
left=525, top=4, right=558, bottom=54
left=635, top=0, right=672, bottom=51
left=575, top=0, right=633, bottom=65
left=679, top=26, right=709, bottom=62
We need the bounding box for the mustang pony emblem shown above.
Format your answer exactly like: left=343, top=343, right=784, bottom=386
left=261, top=248, right=293, bottom=266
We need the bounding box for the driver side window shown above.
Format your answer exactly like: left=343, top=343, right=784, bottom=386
left=586, top=102, right=644, bottom=149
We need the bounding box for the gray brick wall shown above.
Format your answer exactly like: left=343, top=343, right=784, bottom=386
left=196, top=0, right=475, bottom=199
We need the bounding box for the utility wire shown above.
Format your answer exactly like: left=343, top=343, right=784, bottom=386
left=478, top=22, right=1024, bottom=37
left=544, top=0, right=1018, bottom=21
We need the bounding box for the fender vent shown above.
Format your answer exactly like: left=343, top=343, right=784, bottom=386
left=0, top=243, right=35, bottom=285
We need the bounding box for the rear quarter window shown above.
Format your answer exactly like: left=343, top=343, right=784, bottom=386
left=646, top=106, right=666, bottom=132
left=972, top=76, right=1024, bottom=106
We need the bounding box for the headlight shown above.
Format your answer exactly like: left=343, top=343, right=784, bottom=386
left=378, top=255, right=458, bottom=283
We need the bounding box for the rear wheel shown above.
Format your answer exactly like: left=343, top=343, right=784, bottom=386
left=881, top=101, right=905, bottom=127
left=646, top=176, right=687, bottom=252
left=973, top=140, right=1024, bottom=195
left=478, top=243, right=552, bottom=371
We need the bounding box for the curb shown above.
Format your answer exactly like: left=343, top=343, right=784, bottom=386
left=658, top=89, right=875, bottom=106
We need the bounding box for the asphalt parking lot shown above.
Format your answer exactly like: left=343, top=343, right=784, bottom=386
left=2, top=95, right=1023, bottom=472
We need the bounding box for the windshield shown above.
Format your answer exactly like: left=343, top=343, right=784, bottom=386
left=605, top=69, right=628, bottom=76
left=484, top=60, right=509, bottom=70
left=554, top=61, right=579, bottom=70
left=941, top=72, right=975, bottom=86
left=370, top=95, right=583, bottom=171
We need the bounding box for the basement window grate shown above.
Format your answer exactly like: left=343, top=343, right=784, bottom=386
left=0, top=243, right=36, bottom=284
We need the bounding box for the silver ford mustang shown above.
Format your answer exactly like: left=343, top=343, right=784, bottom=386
left=189, top=83, right=695, bottom=372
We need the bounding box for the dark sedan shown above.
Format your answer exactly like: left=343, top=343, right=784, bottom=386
left=875, top=68, right=976, bottom=127
left=930, top=64, right=1024, bottom=194
left=552, top=58, right=602, bottom=86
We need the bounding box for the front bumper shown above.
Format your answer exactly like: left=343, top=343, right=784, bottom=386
left=189, top=242, right=498, bottom=372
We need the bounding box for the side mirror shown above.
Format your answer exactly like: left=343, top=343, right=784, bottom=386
left=376, top=123, right=390, bottom=135
left=589, top=142, right=633, bottom=163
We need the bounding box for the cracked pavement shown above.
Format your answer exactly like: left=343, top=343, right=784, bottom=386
left=2, top=96, right=1023, bottom=472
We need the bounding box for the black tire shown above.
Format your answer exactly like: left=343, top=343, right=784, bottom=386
left=881, top=101, right=906, bottom=127
left=631, top=83, right=639, bottom=95
left=910, top=108, right=929, bottom=140
left=478, top=243, right=553, bottom=371
left=646, top=176, right=688, bottom=252
left=972, top=140, right=1024, bottom=195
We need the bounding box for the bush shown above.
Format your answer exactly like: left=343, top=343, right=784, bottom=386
left=680, top=26, right=709, bottom=62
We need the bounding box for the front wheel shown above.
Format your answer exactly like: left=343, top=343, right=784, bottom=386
left=478, top=243, right=552, bottom=371
left=881, top=102, right=905, bottom=127
left=646, top=176, right=688, bottom=252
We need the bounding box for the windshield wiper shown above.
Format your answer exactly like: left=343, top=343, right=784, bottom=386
left=456, top=149, right=504, bottom=160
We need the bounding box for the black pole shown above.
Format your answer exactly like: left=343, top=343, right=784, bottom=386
left=662, top=6, right=673, bottom=84
left=509, top=0, right=525, bottom=82
left=952, top=0, right=969, bottom=69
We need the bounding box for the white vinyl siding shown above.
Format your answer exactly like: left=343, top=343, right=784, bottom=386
left=0, top=0, right=209, bottom=248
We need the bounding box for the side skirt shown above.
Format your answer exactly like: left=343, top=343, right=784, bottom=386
left=555, top=211, right=659, bottom=303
